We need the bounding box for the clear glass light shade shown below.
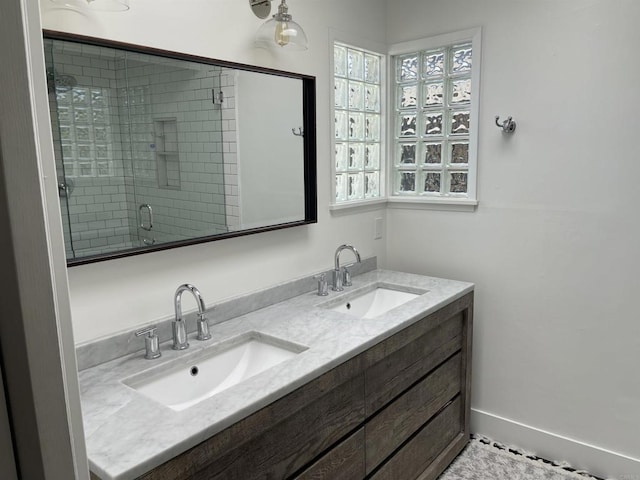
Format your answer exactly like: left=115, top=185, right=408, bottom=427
left=254, top=17, right=308, bottom=51
left=49, top=0, right=129, bottom=11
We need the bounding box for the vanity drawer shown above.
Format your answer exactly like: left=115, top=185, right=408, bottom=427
left=365, top=308, right=464, bottom=416
left=369, top=396, right=463, bottom=480
left=365, top=352, right=462, bottom=473
left=293, top=428, right=365, bottom=480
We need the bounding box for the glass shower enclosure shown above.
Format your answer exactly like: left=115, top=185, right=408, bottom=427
left=44, top=38, right=231, bottom=261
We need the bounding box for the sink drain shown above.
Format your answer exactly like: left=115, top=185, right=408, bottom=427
left=190, top=366, right=199, bottom=376
left=346, top=302, right=351, bottom=310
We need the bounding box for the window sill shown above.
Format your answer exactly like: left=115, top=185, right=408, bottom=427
left=330, top=196, right=477, bottom=214
left=329, top=198, right=388, bottom=216
left=387, top=196, right=478, bottom=212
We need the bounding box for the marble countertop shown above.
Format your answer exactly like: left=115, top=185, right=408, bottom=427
left=79, top=269, right=474, bottom=480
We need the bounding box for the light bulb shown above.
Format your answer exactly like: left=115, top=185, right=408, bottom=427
left=274, top=21, right=290, bottom=47
left=254, top=0, right=308, bottom=51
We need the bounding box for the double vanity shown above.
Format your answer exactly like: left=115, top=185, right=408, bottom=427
left=79, top=260, right=474, bottom=480
left=46, top=31, right=474, bottom=480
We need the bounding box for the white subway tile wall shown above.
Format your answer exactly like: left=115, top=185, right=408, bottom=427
left=46, top=41, right=239, bottom=259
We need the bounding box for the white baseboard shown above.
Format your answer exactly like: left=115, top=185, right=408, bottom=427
left=471, top=408, right=640, bottom=480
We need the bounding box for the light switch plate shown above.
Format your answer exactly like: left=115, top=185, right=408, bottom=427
left=374, top=217, right=383, bottom=240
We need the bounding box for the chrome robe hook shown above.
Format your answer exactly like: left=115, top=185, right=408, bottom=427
left=495, top=115, right=516, bottom=134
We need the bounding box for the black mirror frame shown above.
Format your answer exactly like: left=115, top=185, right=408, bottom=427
left=43, top=30, right=317, bottom=267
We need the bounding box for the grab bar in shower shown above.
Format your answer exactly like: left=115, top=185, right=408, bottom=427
left=139, top=204, right=154, bottom=231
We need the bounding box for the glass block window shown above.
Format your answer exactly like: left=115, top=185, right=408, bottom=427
left=391, top=31, right=479, bottom=202
left=55, top=85, right=114, bottom=178
left=333, top=43, right=384, bottom=203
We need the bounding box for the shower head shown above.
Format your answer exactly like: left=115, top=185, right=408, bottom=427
left=46, top=68, right=77, bottom=93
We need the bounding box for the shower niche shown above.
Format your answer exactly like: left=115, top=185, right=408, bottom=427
left=44, top=31, right=317, bottom=266
left=153, top=118, right=181, bottom=190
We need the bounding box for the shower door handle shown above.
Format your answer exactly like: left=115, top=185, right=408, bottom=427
left=57, top=177, right=74, bottom=198
left=139, top=204, right=153, bottom=231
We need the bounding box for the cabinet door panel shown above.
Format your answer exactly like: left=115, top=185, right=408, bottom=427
left=369, top=396, right=463, bottom=480
left=195, top=374, right=365, bottom=480
left=365, top=353, right=461, bottom=473
left=294, top=428, right=365, bottom=480
left=365, top=312, right=463, bottom=415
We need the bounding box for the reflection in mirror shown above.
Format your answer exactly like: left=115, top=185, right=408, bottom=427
left=43, top=32, right=316, bottom=266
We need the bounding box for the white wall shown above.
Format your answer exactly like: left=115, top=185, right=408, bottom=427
left=236, top=70, right=304, bottom=228
left=386, top=0, right=640, bottom=477
left=40, top=0, right=388, bottom=343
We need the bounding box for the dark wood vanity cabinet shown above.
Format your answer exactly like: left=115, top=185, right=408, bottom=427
left=136, top=292, right=473, bottom=480
left=363, top=294, right=471, bottom=480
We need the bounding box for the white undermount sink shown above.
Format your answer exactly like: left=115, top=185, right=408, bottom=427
left=123, top=332, right=307, bottom=411
left=328, top=286, right=424, bottom=319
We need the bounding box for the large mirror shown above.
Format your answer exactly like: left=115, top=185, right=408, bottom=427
left=43, top=31, right=317, bottom=266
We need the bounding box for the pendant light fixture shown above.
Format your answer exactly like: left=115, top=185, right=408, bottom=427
left=252, top=0, right=308, bottom=51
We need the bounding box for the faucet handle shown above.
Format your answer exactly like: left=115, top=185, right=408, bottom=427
left=196, top=313, right=212, bottom=341
left=135, top=326, right=161, bottom=360
left=313, top=273, right=329, bottom=296
left=342, top=265, right=353, bottom=287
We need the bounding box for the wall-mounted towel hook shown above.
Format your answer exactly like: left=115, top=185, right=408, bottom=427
left=495, top=115, right=516, bottom=134
left=292, top=127, right=304, bottom=137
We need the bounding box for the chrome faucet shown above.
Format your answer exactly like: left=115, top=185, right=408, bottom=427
left=172, top=284, right=211, bottom=350
left=333, top=244, right=361, bottom=292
